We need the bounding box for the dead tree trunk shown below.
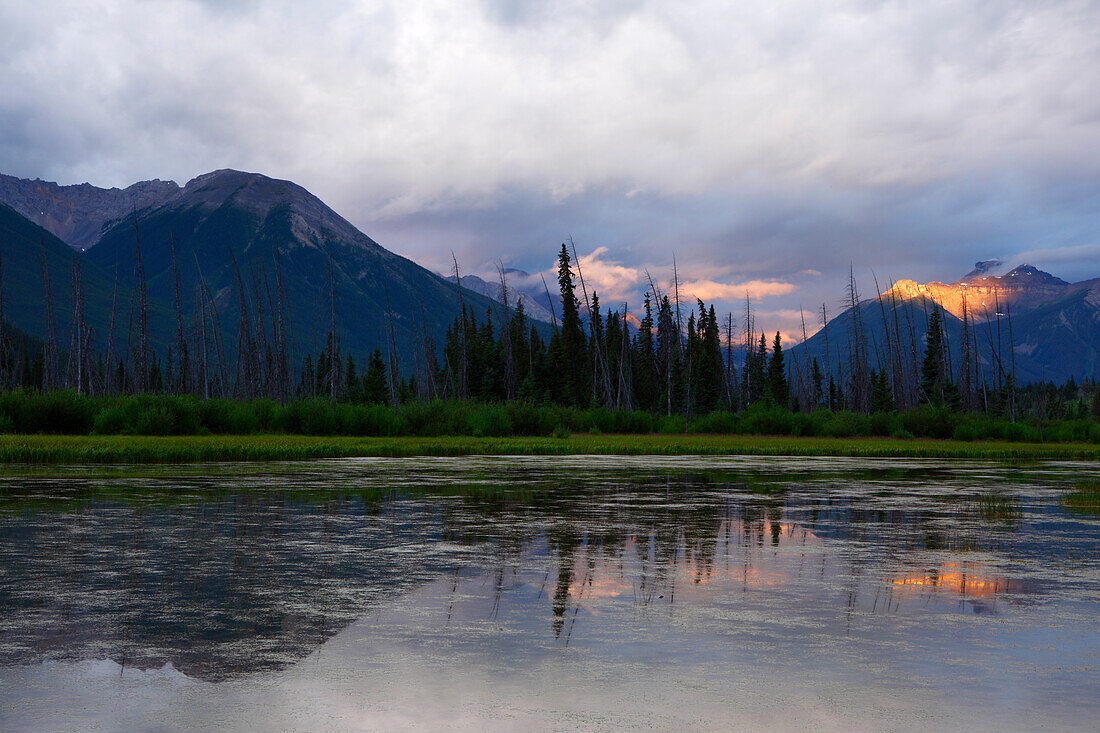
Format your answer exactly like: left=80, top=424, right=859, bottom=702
left=327, top=245, right=339, bottom=400
left=39, top=239, right=58, bottom=392
left=383, top=282, right=400, bottom=412
left=65, top=258, right=87, bottom=393
left=497, top=264, right=515, bottom=401
left=131, top=214, right=150, bottom=393
left=569, top=236, right=612, bottom=405
left=451, top=252, right=468, bottom=399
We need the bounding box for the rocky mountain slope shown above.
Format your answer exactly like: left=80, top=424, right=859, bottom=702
left=0, top=173, right=179, bottom=250
left=792, top=263, right=1100, bottom=384
left=443, top=271, right=556, bottom=324
left=0, top=169, right=532, bottom=366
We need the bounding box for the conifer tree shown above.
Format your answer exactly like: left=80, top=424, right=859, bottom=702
left=811, top=358, right=824, bottom=409
left=633, top=293, right=656, bottom=411
left=767, top=332, right=788, bottom=406
left=363, top=349, right=388, bottom=405
left=555, top=244, right=589, bottom=407
left=871, top=370, right=895, bottom=412
left=921, top=308, right=947, bottom=406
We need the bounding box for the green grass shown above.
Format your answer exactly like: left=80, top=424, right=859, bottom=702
left=0, top=433, right=1098, bottom=464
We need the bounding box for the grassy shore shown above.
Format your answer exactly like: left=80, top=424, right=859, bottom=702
left=0, top=433, right=1098, bottom=464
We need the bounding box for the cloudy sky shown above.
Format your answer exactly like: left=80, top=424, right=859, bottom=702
left=3, top=0, right=1099, bottom=339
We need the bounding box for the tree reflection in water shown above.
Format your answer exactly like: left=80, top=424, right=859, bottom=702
left=0, top=458, right=1085, bottom=681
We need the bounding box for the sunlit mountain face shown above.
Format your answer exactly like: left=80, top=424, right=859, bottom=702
left=794, top=261, right=1100, bottom=383
left=884, top=263, right=1088, bottom=321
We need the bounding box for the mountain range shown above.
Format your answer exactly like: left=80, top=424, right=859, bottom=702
left=0, top=168, right=1096, bottom=385
left=790, top=263, right=1100, bottom=384
left=0, top=169, right=523, bottom=369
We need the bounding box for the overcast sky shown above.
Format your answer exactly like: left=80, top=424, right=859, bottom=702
left=3, top=0, right=1099, bottom=339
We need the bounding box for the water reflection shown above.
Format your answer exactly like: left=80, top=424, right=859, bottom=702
left=0, top=458, right=1093, bottom=686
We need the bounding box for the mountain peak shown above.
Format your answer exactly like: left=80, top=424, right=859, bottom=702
left=960, top=259, right=1006, bottom=282
left=885, top=262, right=1076, bottom=321
left=1002, top=264, right=1068, bottom=285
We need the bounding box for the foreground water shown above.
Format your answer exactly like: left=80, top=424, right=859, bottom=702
left=1, top=456, right=1098, bottom=731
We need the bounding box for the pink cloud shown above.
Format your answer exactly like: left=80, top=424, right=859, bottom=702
left=679, top=279, right=797, bottom=302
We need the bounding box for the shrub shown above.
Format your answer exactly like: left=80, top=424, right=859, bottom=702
left=657, top=414, right=687, bottom=434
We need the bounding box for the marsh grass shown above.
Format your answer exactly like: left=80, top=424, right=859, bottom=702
left=1063, top=481, right=1100, bottom=513
left=972, top=492, right=1023, bottom=523
left=0, top=433, right=1099, bottom=465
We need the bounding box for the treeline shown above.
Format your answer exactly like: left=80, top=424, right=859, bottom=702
left=1, top=391, right=1099, bottom=443
left=1, top=230, right=1098, bottom=432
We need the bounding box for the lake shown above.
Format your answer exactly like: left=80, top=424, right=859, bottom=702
left=1, top=456, right=1098, bottom=731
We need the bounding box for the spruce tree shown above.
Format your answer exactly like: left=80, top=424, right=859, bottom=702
left=920, top=308, right=947, bottom=406
left=556, top=244, right=589, bottom=407
left=767, top=332, right=788, bottom=407
left=344, top=355, right=358, bottom=401
left=871, top=370, right=895, bottom=413
left=363, top=349, right=388, bottom=405
left=633, top=293, right=656, bottom=411
left=754, top=333, right=769, bottom=404
left=691, top=302, right=723, bottom=415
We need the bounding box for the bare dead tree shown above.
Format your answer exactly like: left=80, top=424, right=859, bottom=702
left=0, top=244, right=9, bottom=390
left=818, top=302, right=833, bottom=407
left=725, top=312, right=735, bottom=410
left=131, top=213, right=149, bottom=392
left=1006, top=302, right=1017, bottom=422
left=672, top=255, right=683, bottom=337
left=539, top=271, right=558, bottom=331
left=39, top=239, right=58, bottom=391
left=326, top=244, right=339, bottom=400
left=195, top=287, right=210, bottom=399
left=568, top=236, right=612, bottom=405
left=167, top=234, right=190, bottom=394
left=959, top=291, right=973, bottom=411
left=273, top=252, right=291, bottom=401
left=250, top=262, right=270, bottom=397
left=419, top=297, right=438, bottom=401
left=871, top=273, right=897, bottom=409
left=194, top=255, right=227, bottom=396
left=65, top=258, right=87, bottom=393
left=617, top=303, right=634, bottom=410
left=228, top=247, right=258, bottom=399
left=845, top=265, right=870, bottom=412
left=101, top=260, right=120, bottom=395
left=451, top=252, right=468, bottom=399
left=496, top=263, right=516, bottom=400
left=383, top=281, right=399, bottom=411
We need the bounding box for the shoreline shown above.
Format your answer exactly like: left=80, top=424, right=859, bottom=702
left=0, top=433, right=1098, bottom=464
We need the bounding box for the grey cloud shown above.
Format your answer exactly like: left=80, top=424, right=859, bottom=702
left=1, top=0, right=1098, bottom=338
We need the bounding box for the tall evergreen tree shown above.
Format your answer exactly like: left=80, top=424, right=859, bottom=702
left=767, top=331, right=788, bottom=406
left=871, top=369, right=895, bottom=412
left=554, top=244, right=589, bottom=407
left=363, top=349, right=388, bottom=405
left=632, top=293, right=657, bottom=411
left=921, top=308, right=948, bottom=406
left=691, top=301, right=723, bottom=414
left=811, top=357, right=824, bottom=409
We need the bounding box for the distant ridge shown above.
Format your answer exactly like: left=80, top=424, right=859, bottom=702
left=0, top=173, right=179, bottom=250
left=0, top=169, right=545, bottom=364
left=793, top=262, right=1100, bottom=383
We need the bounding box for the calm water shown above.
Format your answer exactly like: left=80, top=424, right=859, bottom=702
left=1, top=456, right=1098, bottom=731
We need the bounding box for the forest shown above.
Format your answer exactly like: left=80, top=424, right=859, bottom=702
left=0, top=236, right=1098, bottom=441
